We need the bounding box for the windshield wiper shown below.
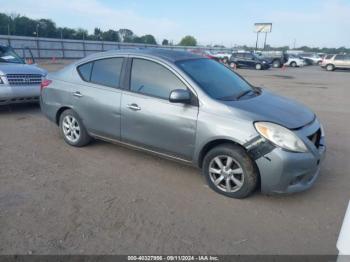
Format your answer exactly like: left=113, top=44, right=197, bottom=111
left=236, top=90, right=255, bottom=100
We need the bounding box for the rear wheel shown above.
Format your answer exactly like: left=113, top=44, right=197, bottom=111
left=290, top=61, right=297, bottom=67
left=59, top=109, right=91, bottom=147
left=272, top=60, right=281, bottom=68
left=255, top=63, right=262, bottom=70
left=202, top=144, right=258, bottom=198
left=326, top=64, right=335, bottom=71
left=229, top=62, right=237, bottom=69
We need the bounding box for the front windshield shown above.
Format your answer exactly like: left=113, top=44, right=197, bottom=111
left=176, top=58, right=253, bottom=100
left=0, top=46, right=24, bottom=64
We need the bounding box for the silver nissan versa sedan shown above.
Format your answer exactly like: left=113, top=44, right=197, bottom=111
left=40, top=49, right=326, bottom=198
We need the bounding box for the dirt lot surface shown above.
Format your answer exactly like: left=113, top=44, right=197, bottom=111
left=0, top=60, right=349, bottom=255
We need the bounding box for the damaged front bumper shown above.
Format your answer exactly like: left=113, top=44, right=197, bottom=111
left=248, top=118, right=326, bottom=194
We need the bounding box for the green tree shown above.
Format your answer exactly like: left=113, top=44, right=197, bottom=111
left=141, top=34, right=157, bottom=45
left=162, top=39, right=169, bottom=45
left=118, top=28, right=134, bottom=42
left=178, top=35, right=197, bottom=46
left=102, top=29, right=120, bottom=42
left=75, top=28, right=88, bottom=40
left=0, top=13, right=11, bottom=35
left=94, top=27, right=103, bottom=40
left=37, top=19, right=57, bottom=37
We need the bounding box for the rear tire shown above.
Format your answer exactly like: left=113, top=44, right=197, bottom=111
left=59, top=109, right=91, bottom=147
left=229, top=62, right=237, bottom=69
left=272, top=60, right=281, bottom=68
left=326, top=64, right=335, bottom=71
left=255, top=63, right=262, bottom=70
left=202, top=144, right=258, bottom=199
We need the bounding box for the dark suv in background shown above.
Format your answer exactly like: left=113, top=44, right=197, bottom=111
left=229, top=52, right=270, bottom=70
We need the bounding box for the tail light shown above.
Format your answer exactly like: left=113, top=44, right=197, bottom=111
left=40, top=79, right=52, bottom=91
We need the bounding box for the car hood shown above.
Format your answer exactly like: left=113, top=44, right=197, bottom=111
left=222, top=89, right=315, bottom=129
left=0, top=63, right=47, bottom=76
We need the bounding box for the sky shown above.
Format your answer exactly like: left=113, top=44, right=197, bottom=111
left=1, top=0, right=350, bottom=48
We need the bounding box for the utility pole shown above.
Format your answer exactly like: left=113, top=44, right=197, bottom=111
left=263, top=32, right=268, bottom=50
left=60, top=29, right=63, bottom=39
left=255, top=32, right=259, bottom=49
left=7, top=24, right=10, bottom=36
left=36, top=24, right=39, bottom=38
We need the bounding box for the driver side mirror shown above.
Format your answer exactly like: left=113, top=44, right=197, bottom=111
left=169, top=89, right=191, bottom=104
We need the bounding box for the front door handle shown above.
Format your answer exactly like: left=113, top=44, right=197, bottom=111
left=73, top=91, right=83, bottom=98
left=127, top=103, right=141, bottom=111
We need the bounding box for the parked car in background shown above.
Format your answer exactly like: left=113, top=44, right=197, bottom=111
left=229, top=52, right=270, bottom=70
left=255, top=50, right=287, bottom=68
left=209, top=51, right=232, bottom=63
left=284, top=54, right=305, bottom=67
left=41, top=49, right=325, bottom=198
left=321, top=54, right=350, bottom=71
left=188, top=49, right=216, bottom=60
left=0, top=45, right=47, bottom=105
left=300, top=53, right=323, bottom=65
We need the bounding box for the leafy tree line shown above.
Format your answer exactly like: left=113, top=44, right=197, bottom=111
left=0, top=13, right=199, bottom=46
left=0, top=13, right=163, bottom=45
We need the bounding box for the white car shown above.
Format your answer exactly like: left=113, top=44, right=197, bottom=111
left=0, top=45, right=47, bottom=105
left=284, top=55, right=305, bottom=67
left=209, top=51, right=232, bottom=62
left=300, top=53, right=322, bottom=65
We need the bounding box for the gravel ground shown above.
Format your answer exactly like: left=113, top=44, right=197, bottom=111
left=0, top=60, right=349, bottom=255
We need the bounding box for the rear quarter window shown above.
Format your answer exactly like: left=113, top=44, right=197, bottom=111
left=325, top=55, right=334, bottom=60
left=334, top=55, right=346, bottom=61
left=77, top=62, right=93, bottom=81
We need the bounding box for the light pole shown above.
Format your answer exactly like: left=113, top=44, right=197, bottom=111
left=36, top=24, right=39, bottom=38
left=7, top=24, right=10, bottom=36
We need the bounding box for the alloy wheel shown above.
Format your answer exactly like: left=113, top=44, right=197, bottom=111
left=208, top=155, right=245, bottom=193
left=62, top=115, right=81, bottom=143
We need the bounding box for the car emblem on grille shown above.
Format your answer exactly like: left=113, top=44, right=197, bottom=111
left=21, top=76, right=30, bottom=84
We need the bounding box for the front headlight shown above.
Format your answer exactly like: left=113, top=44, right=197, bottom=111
left=254, top=122, right=308, bottom=152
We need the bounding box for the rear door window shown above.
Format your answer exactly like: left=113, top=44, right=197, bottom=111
left=90, top=58, right=123, bottom=88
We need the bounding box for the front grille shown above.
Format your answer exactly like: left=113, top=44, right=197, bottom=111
left=6, top=74, right=42, bottom=86
left=308, top=128, right=321, bottom=148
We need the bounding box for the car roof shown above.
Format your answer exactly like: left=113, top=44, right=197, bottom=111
left=84, top=48, right=202, bottom=63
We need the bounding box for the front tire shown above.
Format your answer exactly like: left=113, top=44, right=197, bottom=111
left=59, top=109, right=91, bottom=147
left=255, top=63, right=262, bottom=70
left=290, top=61, right=297, bottom=67
left=202, top=144, right=258, bottom=199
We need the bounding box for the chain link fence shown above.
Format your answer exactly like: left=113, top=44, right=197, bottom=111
left=0, top=35, right=234, bottom=59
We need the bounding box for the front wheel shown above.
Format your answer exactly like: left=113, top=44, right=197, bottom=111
left=255, top=63, right=262, bottom=70
left=202, top=144, right=258, bottom=198
left=59, top=109, right=91, bottom=147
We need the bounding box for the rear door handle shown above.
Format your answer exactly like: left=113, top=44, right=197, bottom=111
left=127, top=103, right=141, bottom=111
left=73, top=91, right=83, bottom=98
